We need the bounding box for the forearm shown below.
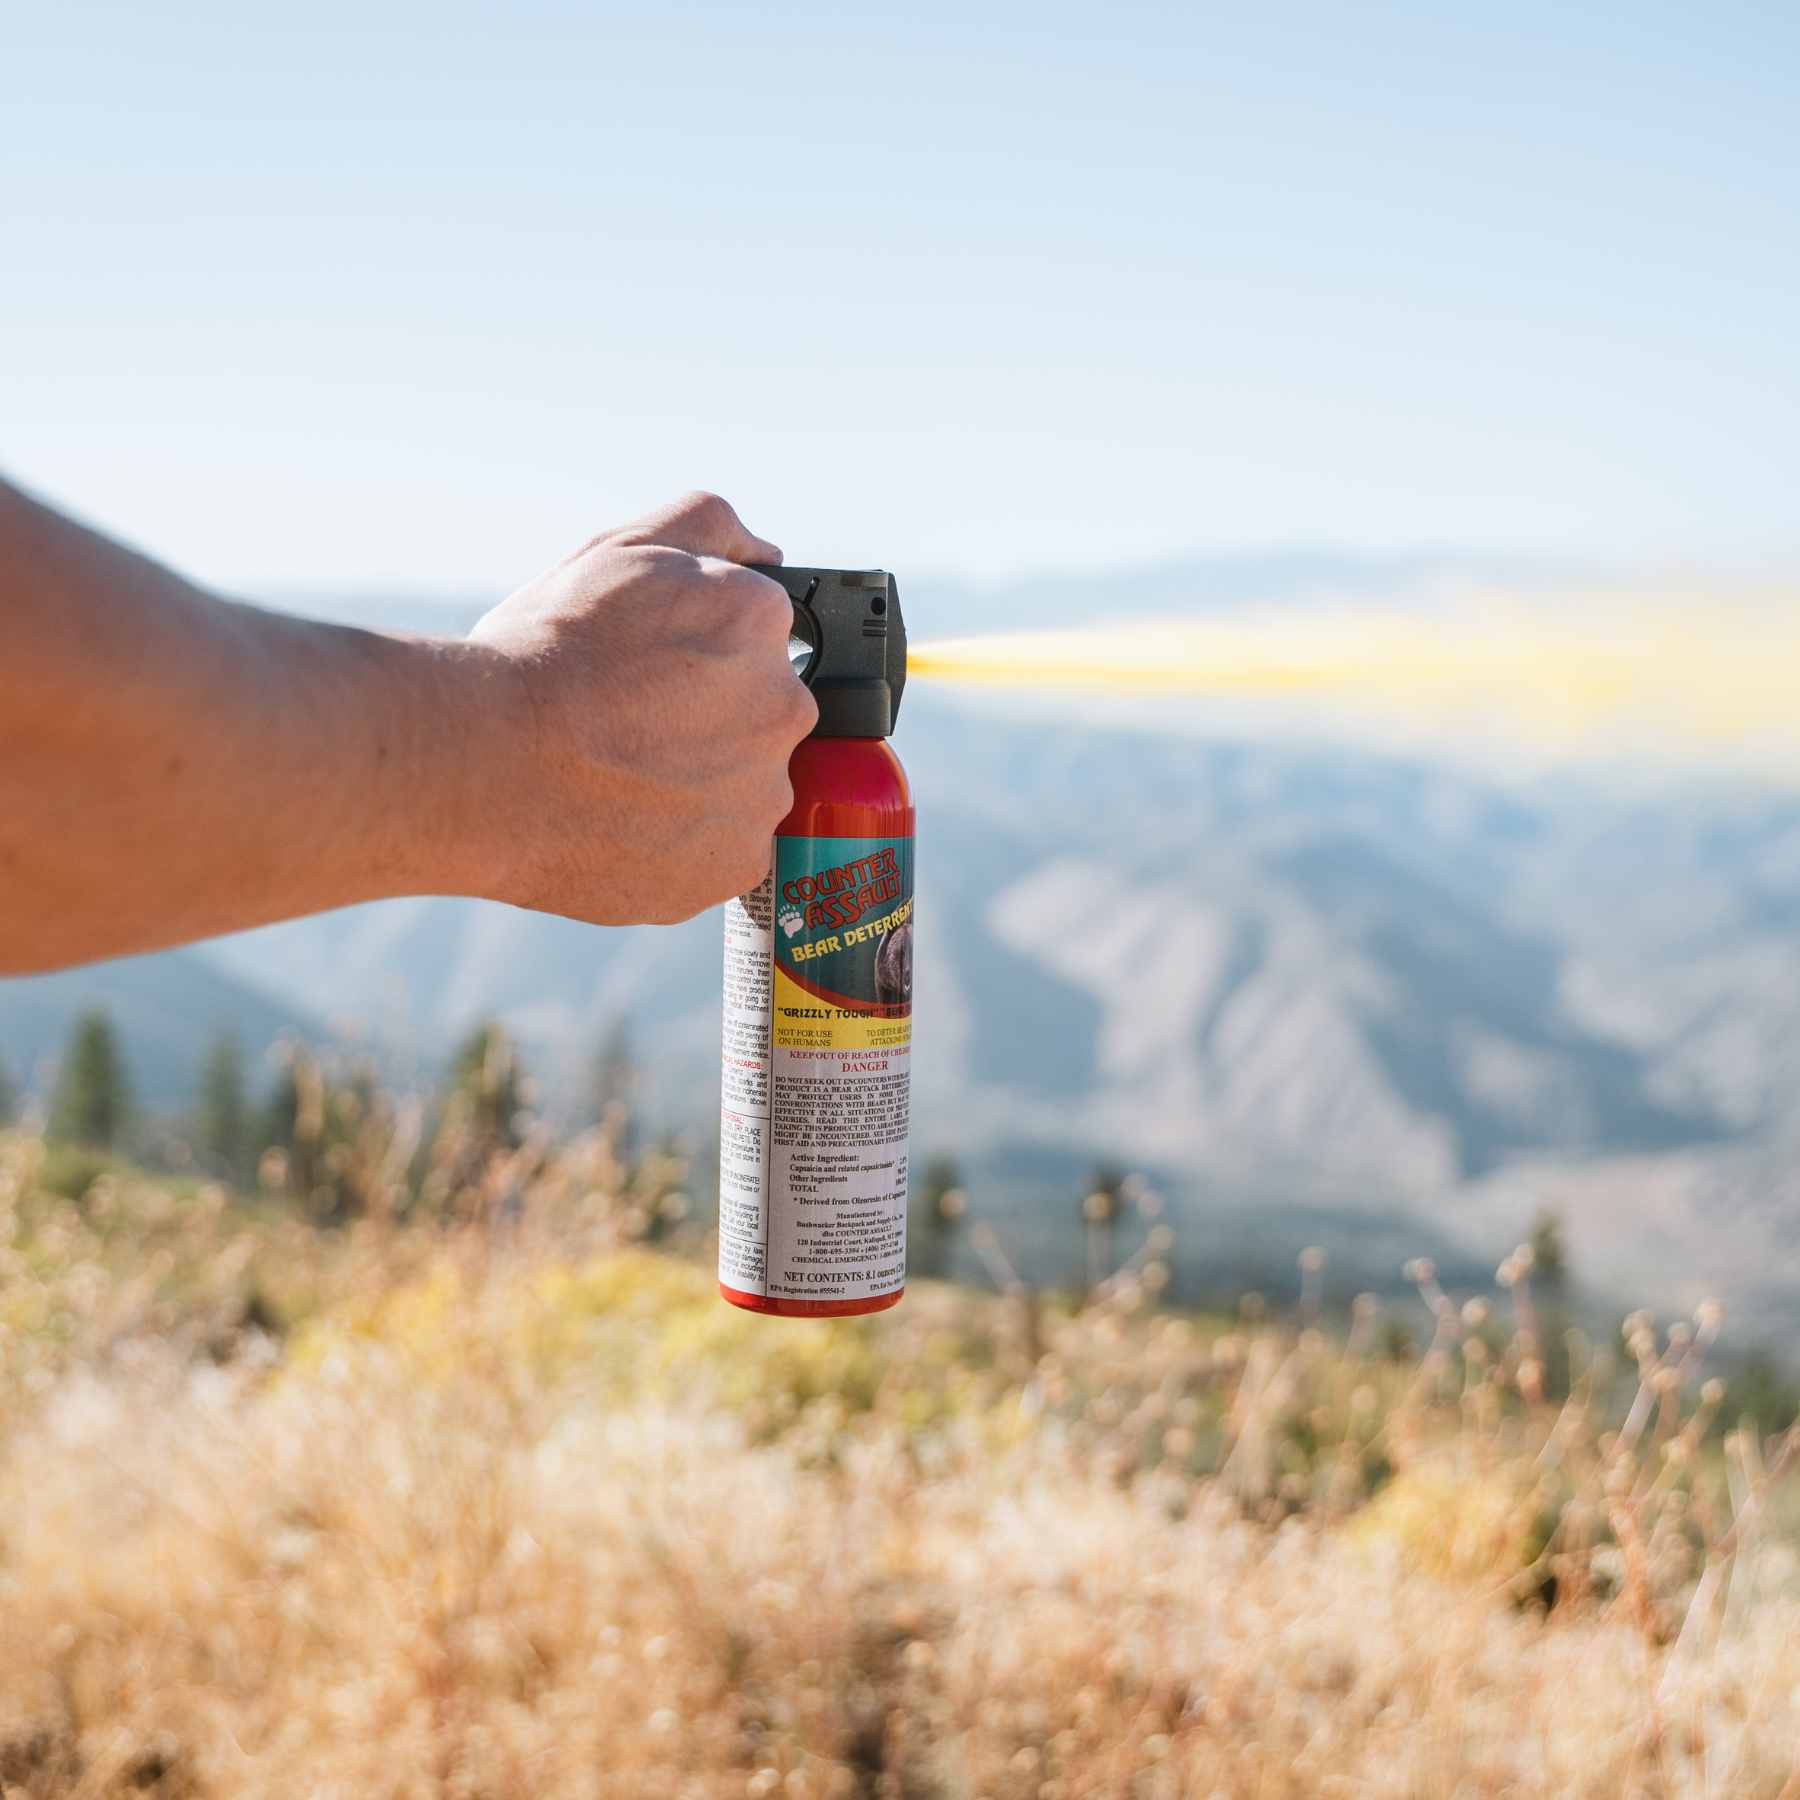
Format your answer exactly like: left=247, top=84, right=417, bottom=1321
left=0, top=480, right=517, bottom=973
left=3, top=482, right=807, bottom=967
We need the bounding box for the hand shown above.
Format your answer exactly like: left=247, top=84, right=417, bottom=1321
left=466, top=491, right=816, bottom=925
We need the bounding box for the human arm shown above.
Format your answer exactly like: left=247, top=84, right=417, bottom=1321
left=0, top=482, right=814, bottom=973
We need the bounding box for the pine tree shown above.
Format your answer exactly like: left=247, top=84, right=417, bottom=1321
left=593, top=1017, right=636, bottom=1116
left=592, top=1016, right=638, bottom=1155
left=260, top=1057, right=301, bottom=1166
left=196, top=1030, right=249, bottom=1180
left=48, top=1010, right=130, bottom=1148
left=1529, top=1210, right=1569, bottom=1298
left=449, top=1020, right=524, bottom=1151
left=1513, top=1209, right=1575, bottom=1398
left=1079, top=1163, right=1129, bottom=1295
left=258, top=1044, right=325, bottom=1198
left=911, top=1153, right=968, bottom=1281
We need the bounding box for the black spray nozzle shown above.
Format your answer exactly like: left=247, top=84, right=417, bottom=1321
left=747, top=565, right=906, bottom=739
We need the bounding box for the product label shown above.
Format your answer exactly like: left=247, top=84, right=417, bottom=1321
left=719, top=833, right=913, bottom=1303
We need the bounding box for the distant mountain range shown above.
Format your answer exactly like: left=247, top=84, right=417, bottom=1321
left=5, top=550, right=1797, bottom=1336
left=0, top=948, right=322, bottom=1111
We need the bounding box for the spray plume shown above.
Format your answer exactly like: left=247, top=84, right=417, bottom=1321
left=910, top=590, right=1800, bottom=778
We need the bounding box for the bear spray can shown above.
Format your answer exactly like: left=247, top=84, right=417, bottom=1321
left=718, top=567, right=912, bottom=1317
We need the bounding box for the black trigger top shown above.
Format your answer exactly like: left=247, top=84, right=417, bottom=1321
left=746, top=565, right=906, bottom=739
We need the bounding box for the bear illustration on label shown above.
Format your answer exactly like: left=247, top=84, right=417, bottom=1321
left=875, top=919, right=913, bottom=1007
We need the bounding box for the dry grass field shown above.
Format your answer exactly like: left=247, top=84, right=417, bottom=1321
left=1, top=1121, right=1797, bottom=1799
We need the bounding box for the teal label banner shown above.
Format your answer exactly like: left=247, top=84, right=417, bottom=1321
left=773, top=834, right=914, bottom=1014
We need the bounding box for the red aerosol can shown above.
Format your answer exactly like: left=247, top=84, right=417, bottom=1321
left=718, top=568, right=912, bottom=1316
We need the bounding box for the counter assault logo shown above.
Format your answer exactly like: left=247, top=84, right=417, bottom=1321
left=781, top=847, right=903, bottom=932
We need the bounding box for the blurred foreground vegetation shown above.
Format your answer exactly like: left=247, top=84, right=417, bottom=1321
left=2, top=1033, right=1799, bottom=1796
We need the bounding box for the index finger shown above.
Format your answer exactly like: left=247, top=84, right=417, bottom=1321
left=605, top=491, right=782, bottom=565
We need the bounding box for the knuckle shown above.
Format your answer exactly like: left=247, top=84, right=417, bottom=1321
left=743, top=574, right=796, bottom=638
left=710, top=568, right=791, bottom=643
left=783, top=678, right=819, bottom=737
left=678, top=489, right=733, bottom=528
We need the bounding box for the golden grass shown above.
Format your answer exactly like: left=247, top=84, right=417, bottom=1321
left=1, top=1127, right=1797, bottom=1798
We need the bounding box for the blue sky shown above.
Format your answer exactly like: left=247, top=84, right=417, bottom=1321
left=4, top=1, right=1796, bottom=595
